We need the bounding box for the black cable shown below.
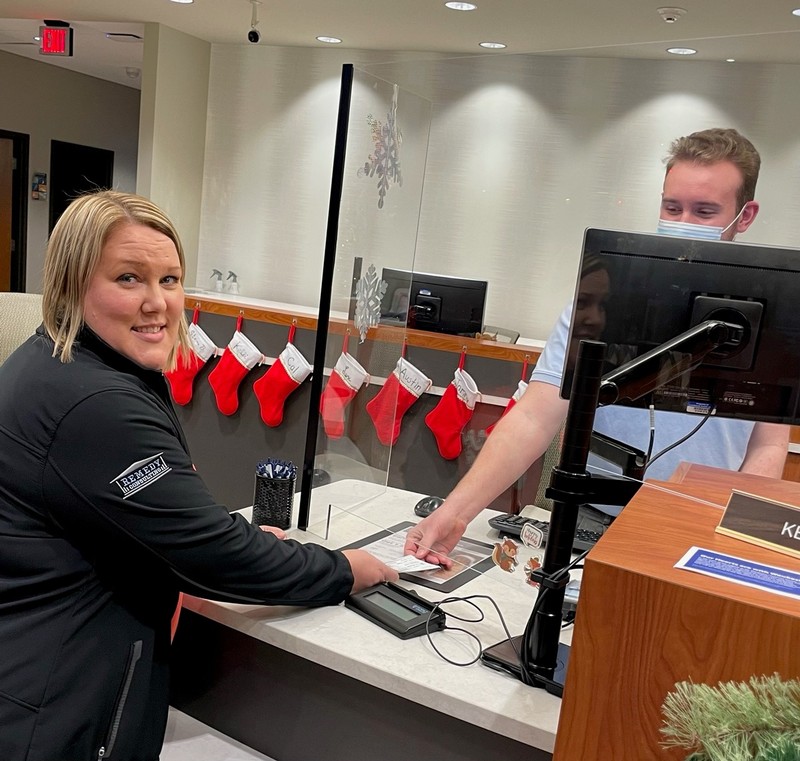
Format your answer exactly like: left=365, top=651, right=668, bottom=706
left=644, top=406, right=715, bottom=474
left=516, top=547, right=591, bottom=685
left=424, top=594, right=517, bottom=667
left=645, top=404, right=656, bottom=464
left=423, top=551, right=592, bottom=679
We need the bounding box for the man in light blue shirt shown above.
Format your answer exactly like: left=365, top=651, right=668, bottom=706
left=407, top=128, right=790, bottom=560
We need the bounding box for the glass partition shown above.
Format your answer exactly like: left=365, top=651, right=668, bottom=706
left=300, top=64, right=432, bottom=538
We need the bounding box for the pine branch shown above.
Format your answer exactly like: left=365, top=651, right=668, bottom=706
left=661, top=675, right=800, bottom=761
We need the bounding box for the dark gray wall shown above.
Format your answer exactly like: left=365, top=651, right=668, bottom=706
left=170, top=610, right=552, bottom=761
left=175, top=309, right=543, bottom=513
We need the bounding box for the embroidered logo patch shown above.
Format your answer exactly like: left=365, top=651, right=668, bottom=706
left=111, top=453, right=172, bottom=499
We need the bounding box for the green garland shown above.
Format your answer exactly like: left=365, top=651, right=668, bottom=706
left=661, top=675, right=800, bottom=761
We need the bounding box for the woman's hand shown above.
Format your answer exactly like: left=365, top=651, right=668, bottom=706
left=342, top=549, right=399, bottom=593
left=259, top=525, right=287, bottom=540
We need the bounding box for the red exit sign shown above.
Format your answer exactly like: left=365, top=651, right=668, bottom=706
left=39, top=25, right=73, bottom=56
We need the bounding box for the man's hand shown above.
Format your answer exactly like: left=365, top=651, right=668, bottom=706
left=403, top=504, right=469, bottom=568
left=342, top=549, right=399, bottom=593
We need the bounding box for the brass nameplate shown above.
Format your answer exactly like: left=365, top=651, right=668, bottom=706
left=716, top=489, right=800, bottom=560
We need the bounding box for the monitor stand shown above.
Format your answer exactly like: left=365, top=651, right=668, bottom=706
left=480, top=637, right=570, bottom=698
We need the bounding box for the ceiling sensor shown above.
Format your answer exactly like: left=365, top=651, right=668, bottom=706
left=105, top=32, right=143, bottom=42
left=657, top=7, right=687, bottom=23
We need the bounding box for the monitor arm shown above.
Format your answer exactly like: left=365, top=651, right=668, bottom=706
left=544, top=319, right=744, bottom=509
left=598, top=319, right=743, bottom=406
left=521, top=318, right=744, bottom=695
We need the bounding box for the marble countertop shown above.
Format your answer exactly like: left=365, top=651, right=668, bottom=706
left=182, top=480, right=567, bottom=752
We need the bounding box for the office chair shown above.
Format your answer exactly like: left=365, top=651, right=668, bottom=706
left=481, top=325, right=520, bottom=344
left=0, top=292, right=44, bottom=364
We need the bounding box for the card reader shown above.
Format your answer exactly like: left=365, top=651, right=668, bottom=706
left=345, top=582, right=446, bottom=639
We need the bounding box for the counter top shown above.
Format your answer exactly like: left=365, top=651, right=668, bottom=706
left=182, top=480, right=565, bottom=752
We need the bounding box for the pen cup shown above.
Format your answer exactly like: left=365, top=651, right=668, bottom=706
left=252, top=461, right=296, bottom=530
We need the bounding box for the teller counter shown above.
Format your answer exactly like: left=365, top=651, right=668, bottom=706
left=169, top=480, right=564, bottom=761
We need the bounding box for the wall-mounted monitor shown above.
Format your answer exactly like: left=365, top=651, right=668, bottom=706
left=561, top=228, right=800, bottom=424
left=380, top=268, right=488, bottom=337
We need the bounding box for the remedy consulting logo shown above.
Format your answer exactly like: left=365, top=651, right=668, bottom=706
left=111, top=453, right=172, bottom=499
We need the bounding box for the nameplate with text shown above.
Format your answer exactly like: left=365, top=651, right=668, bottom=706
left=716, top=489, right=800, bottom=560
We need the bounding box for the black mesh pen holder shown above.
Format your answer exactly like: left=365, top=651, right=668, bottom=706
left=252, top=461, right=296, bottom=530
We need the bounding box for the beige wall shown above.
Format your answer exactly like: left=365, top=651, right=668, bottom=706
left=197, top=47, right=800, bottom=342
left=137, top=23, right=210, bottom=289
left=0, top=49, right=139, bottom=292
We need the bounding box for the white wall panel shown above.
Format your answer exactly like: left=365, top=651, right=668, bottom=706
left=199, top=47, right=800, bottom=341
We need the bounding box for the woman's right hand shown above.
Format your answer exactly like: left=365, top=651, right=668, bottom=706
left=342, top=549, right=399, bottom=593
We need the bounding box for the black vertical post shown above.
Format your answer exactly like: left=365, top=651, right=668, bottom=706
left=522, top=339, right=605, bottom=688
left=297, top=63, right=354, bottom=530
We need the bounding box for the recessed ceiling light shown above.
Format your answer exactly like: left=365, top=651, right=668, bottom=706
left=33, top=35, right=40, bottom=41
left=316, top=36, right=342, bottom=44
left=445, top=2, right=477, bottom=10
left=667, top=46, right=697, bottom=55
left=169, top=0, right=194, bottom=4
left=792, top=8, right=800, bottom=16
left=479, top=41, right=506, bottom=49
left=726, top=58, right=735, bottom=63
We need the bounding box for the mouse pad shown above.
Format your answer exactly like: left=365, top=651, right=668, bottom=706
left=339, top=521, right=495, bottom=593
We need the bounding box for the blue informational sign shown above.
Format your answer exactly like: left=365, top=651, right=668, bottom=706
left=676, top=546, right=800, bottom=600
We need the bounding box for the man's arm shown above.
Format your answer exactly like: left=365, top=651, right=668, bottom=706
left=739, top=421, right=790, bottom=479
left=445, top=380, right=568, bottom=520
left=404, top=380, right=568, bottom=561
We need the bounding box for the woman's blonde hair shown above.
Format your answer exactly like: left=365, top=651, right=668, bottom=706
left=42, top=190, right=190, bottom=371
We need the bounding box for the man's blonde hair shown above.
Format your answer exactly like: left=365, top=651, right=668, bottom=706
left=665, top=128, right=761, bottom=210
left=42, top=190, right=190, bottom=370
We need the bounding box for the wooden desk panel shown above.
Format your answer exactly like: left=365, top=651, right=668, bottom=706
left=553, top=467, right=800, bottom=761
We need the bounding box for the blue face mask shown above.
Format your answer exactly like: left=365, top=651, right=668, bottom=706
left=656, top=219, right=725, bottom=240
left=656, top=206, right=745, bottom=241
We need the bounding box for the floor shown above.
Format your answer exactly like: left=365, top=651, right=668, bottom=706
left=161, top=707, right=277, bottom=761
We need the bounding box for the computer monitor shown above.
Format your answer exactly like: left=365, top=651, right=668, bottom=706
left=380, top=268, right=488, bottom=337
left=561, top=228, right=800, bottom=424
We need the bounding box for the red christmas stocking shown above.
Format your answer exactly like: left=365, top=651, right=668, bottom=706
left=165, top=322, right=218, bottom=405
left=486, top=379, right=528, bottom=435
left=366, top=357, right=431, bottom=446
left=425, top=368, right=481, bottom=459
left=320, top=352, right=369, bottom=438
left=254, top=342, right=313, bottom=427
left=207, top=329, right=262, bottom=416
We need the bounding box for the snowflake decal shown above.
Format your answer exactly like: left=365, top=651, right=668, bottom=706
left=357, top=85, right=402, bottom=209
left=353, top=264, right=387, bottom=342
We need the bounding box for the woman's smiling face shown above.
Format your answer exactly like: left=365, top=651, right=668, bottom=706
left=82, top=222, right=184, bottom=371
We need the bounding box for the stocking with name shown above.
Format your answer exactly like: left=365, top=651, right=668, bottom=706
left=207, top=314, right=263, bottom=416
left=366, top=352, right=431, bottom=447
left=425, top=351, right=481, bottom=460
left=253, top=323, right=313, bottom=428
left=165, top=307, right=219, bottom=406
left=320, top=332, right=369, bottom=438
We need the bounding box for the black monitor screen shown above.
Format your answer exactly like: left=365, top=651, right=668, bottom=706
left=380, top=268, right=487, bottom=337
left=561, top=228, right=800, bottom=424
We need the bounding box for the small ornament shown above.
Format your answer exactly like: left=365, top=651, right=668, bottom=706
left=524, top=556, right=543, bottom=588
left=354, top=264, right=387, bottom=342
left=357, top=84, right=403, bottom=209
left=491, top=537, right=519, bottom=573
left=520, top=521, right=544, bottom=550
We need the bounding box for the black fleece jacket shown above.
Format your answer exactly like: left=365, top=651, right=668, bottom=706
left=0, top=327, right=352, bottom=761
